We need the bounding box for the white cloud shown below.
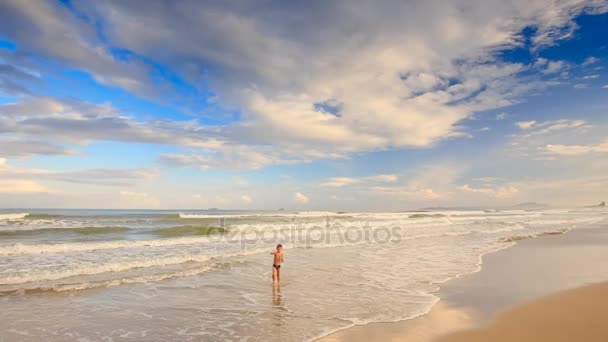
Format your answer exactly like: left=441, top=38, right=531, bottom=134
left=0, top=140, right=76, bottom=157
left=459, top=184, right=519, bottom=198
left=369, top=163, right=463, bottom=202
left=582, top=56, right=600, bottom=66
left=546, top=140, right=608, bottom=155
left=603, top=84, right=608, bottom=89
left=496, top=112, right=507, bottom=120
left=321, top=174, right=398, bottom=187
left=534, top=58, right=567, bottom=75
left=515, top=120, right=537, bottom=129
left=0, top=180, right=47, bottom=193
left=508, top=118, right=595, bottom=159
left=157, top=144, right=330, bottom=171
left=0, top=162, right=159, bottom=186
left=0, top=1, right=158, bottom=98
left=366, top=174, right=398, bottom=183
left=515, top=119, right=589, bottom=136
left=582, top=74, right=599, bottom=79
left=371, top=185, right=448, bottom=201
left=321, top=177, right=360, bottom=188
left=573, top=83, right=587, bottom=89
left=120, top=190, right=151, bottom=198
left=474, top=177, right=505, bottom=183
left=415, top=188, right=444, bottom=200
left=293, top=192, right=309, bottom=204
left=241, top=195, right=253, bottom=204
left=0, top=159, right=160, bottom=206
left=0, top=97, right=224, bottom=155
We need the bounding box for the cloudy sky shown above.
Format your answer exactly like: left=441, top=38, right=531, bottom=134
left=1, top=0, right=607, bottom=210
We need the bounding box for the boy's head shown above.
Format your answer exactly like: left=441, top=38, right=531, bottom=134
left=276, top=244, right=283, bottom=251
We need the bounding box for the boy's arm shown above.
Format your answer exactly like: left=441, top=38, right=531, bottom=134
left=280, top=252, right=285, bottom=262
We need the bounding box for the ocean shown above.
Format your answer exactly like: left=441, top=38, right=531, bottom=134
left=0, top=208, right=606, bottom=341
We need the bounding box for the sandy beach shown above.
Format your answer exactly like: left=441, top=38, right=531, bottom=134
left=438, top=282, right=608, bottom=342
left=321, top=221, right=608, bottom=342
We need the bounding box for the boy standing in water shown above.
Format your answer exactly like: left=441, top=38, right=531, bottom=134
left=270, top=244, right=285, bottom=284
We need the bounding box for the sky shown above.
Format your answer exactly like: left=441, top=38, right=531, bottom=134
left=0, top=0, right=607, bottom=210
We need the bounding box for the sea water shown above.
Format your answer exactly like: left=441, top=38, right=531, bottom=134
left=0, top=208, right=606, bottom=341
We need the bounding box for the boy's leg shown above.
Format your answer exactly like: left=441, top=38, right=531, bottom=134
left=276, top=267, right=281, bottom=283
left=272, top=267, right=277, bottom=283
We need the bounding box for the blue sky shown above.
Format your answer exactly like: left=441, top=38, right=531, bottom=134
left=0, top=0, right=607, bottom=209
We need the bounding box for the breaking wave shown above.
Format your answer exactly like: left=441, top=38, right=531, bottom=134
left=0, top=213, right=29, bottom=221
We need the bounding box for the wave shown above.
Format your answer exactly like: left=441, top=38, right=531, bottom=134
left=306, top=295, right=439, bottom=342
left=408, top=213, right=446, bottom=219
left=0, top=266, right=216, bottom=295
left=0, top=219, right=529, bottom=256
left=25, top=213, right=182, bottom=219
left=499, top=227, right=571, bottom=243
left=1, top=215, right=596, bottom=256
left=0, top=224, right=225, bottom=237
left=0, top=254, right=214, bottom=285
left=0, top=226, right=129, bottom=236
left=0, top=213, right=29, bottom=221
left=0, top=234, right=224, bottom=256
left=178, top=211, right=350, bottom=219
left=0, top=246, right=269, bottom=287
left=23, top=214, right=66, bottom=219
left=150, top=225, right=226, bottom=237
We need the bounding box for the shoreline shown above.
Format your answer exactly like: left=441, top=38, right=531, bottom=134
left=309, top=239, right=513, bottom=342
left=309, top=229, right=523, bottom=342
left=319, top=220, right=608, bottom=341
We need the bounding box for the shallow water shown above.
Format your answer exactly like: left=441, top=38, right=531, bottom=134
left=0, top=208, right=606, bottom=341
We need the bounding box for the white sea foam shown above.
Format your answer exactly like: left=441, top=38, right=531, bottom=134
left=0, top=265, right=216, bottom=293
left=0, top=213, right=29, bottom=221
left=0, top=235, right=219, bottom=256
left=0, top=252, right=218, bottom=285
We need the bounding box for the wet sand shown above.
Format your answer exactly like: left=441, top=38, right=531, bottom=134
left=320, top=221, right=608, bottom=342
left=437, top=281, right=608, bottom=342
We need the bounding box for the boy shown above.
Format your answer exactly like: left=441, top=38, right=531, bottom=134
left=270, top=244, right=285, bottom=284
